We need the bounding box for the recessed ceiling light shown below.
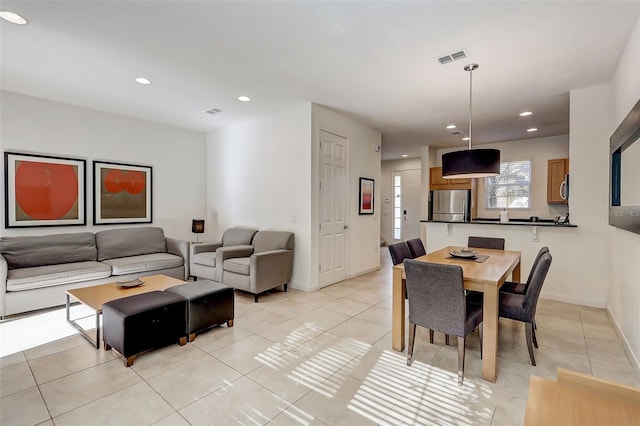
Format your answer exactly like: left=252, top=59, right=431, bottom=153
left=238, top=96, right=250, bottom=102
left=0, top=11, right=28, bottom=25
left=462, top=137, right=470, bottom=141
left=527, top=127, right=538, bottom=132
left=401, top=154, right=408, bottom=158
left=134, top=77, right=152, bottom=85
left=519, top=111, right=533, bottom=117
left=446, top=124, right=457, bottom=129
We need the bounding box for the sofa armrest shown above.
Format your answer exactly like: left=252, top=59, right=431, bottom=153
left=166, top=237, right=190, bottom=280
left=0, top=254, right=8, bottom=318
left=250, top=249, right=294, bottom=294
left=192, top=242, right=223, bottom=255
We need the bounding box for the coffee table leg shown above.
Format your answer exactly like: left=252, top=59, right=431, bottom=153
left=66, top=293, right=100, bottom=349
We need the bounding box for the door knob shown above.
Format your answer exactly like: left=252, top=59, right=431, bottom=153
left=344, top=225, right=349, bottom=229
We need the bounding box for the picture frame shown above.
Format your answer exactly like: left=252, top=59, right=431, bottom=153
left=359, top=177, right=375, bottom=215
left=93, top=160, right=152, bottom=225
left=4, top=152, right=86, bottom=228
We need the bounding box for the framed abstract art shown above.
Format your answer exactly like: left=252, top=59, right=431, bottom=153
left=93, top=161, right=152, bottom=225
left=4, top=152, right=86, bottom=228
left=359, top=177, right=374, bottom=215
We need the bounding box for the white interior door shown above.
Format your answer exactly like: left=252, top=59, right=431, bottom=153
left=402, top=169, right=421, bottom=240
left=319, top=130, right=348, bottom=287
left=392, top=169, right=421, bottom=241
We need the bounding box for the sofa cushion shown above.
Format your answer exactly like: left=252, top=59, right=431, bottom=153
left=223, top=257, right=250, bottom=275
left=222, top=228, right=258, bottom=247
left=6, top=261, right=111, bottom=291
left=0, top=232, right=97, bottom=269
left=96, top=227, right=166, bottom=261
left=103, top=253, right=183, bottom=276
left=193, top=252, right=216, bottom=267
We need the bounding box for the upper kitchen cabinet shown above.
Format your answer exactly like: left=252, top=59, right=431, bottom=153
left=430, top=167, right=472, bottom=190
left=547, top=158, right=569, bottom=204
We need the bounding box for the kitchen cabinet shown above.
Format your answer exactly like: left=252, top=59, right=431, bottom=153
left=429, top=167, right=472, bottom=190
left=547, top=158, right=569, bottom=204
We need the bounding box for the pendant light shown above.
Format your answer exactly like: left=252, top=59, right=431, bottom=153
left=442, top=63, right=500, bottom=178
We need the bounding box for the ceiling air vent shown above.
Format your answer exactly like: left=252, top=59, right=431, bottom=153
left=437, top=49, right=468, bottom=65
left=204, top=107, right=223, bottom=115
left=449, top=130, right=461, bottom=135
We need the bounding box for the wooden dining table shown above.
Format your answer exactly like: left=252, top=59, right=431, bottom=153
left=392, top=245, right=521, bottom=382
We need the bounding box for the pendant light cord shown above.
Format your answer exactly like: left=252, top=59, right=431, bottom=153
left=464, top=63, right=478, bottom=150
left=468, top=66, right=473, bottom=150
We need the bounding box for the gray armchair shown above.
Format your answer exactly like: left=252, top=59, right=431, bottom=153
left=221, top=230, right=294, bottom=302
left=190, top=227, right=258, bottom=281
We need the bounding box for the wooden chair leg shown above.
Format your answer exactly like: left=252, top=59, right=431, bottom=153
left=179, top=336, right=187, bottom=346
left=525, top=322, right=537, bottom=366
left=532, top=324, right=538, bottom=348
left=429, top=329, right=434, bottom=344
left=458, top=336, right=466, bottom=386
left=407, top=323, right=417, bottom=366
left=188, top=333, right=196, bottom=343
left=125, top=356, right=135, bottom=367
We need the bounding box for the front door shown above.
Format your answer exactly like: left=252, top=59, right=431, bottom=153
left=319, top=130, right=348, bottom=287
left=392, top=169, right=421, bottom=241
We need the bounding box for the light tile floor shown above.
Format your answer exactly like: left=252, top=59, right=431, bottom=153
left=1, top=248, right=638, bottom=425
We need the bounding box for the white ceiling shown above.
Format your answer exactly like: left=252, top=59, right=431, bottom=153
left=2, top=1, right=639, bottom=160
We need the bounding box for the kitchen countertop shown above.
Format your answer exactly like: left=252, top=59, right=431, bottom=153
left=421, top=218, right=577, bottom=227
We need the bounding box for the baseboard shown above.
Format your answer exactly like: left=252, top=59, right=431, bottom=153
left=348, top=266, right=380, bottom=279
left=539, top=292, right=605, bottom=308
left=605, top=305, right=640, bottom=379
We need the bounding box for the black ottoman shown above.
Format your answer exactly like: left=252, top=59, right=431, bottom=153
left=103, top=291, right=187, bottom=367
left=165, top=280, right=234, bottom=342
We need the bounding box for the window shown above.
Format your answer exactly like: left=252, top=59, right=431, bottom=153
left=485, top=160, right=531, bottom=209
left=393, top=174, right=402, bottom=239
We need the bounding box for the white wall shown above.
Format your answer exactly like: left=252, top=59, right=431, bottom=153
left=311, top=104, right=382, bottom=287
left=437, top=135, right=570, bottom=221
left=380, top=157, right=422, bottom=244
left=0, top=91, right=207, bottom=240
left=206, top=103, right=312, bottom=290
left=606, top=15, right=640, bottom=374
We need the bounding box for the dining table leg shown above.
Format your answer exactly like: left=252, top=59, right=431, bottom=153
left=482, top=282, right=499, bottom=382
left=392, top=266, right=405, bottom=351
left=481, top=259, right=520, bottom=382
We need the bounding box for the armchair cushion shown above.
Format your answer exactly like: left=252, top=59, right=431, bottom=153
left=224, top=257, right=250, bottom=275
left=192, top=252, right=216, bottom=267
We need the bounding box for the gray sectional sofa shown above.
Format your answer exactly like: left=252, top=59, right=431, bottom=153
left=0, top=227, right=189, bottom=318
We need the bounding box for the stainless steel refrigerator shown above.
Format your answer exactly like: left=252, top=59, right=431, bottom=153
left=429, top=189, right=471, bottom=222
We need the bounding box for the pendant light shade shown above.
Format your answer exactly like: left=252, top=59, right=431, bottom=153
left=442, top=63, right=500, bottom=178
left=442, top=149, right=500, bottom=178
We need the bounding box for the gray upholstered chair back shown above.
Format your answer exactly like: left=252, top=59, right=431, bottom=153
left=525, top=246, right=549, bottom=287
left=468, top=236, right=505, bottom=250
left=407, top=238, right=426, bottom=258
left=222, top=228, right=258, bottom=247
left=404, top=260, right=467, bottom=337
left=522, top=252, right=552, bottom=318
left=389, top=242, right=412, bottom=265
left=252, top=231, right=294, bottom=254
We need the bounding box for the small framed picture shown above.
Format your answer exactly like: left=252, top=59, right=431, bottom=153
left=359, top=177, right=375, bottom=215
left=4, top=152, right=86, bottom=228
left=93, top=160, right=152, bottom=225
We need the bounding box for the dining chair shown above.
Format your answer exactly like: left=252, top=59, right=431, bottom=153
left=388, top=241, right=412, bottom=265
left=407, top=238, right=426, bottom=258
left=499, top=251, right=552, bottom=366
left=500, top=246, right=549, bottom=295
left=467, top=236, right=505, bottom=250
left=404, top=259, right=483, bottom=386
